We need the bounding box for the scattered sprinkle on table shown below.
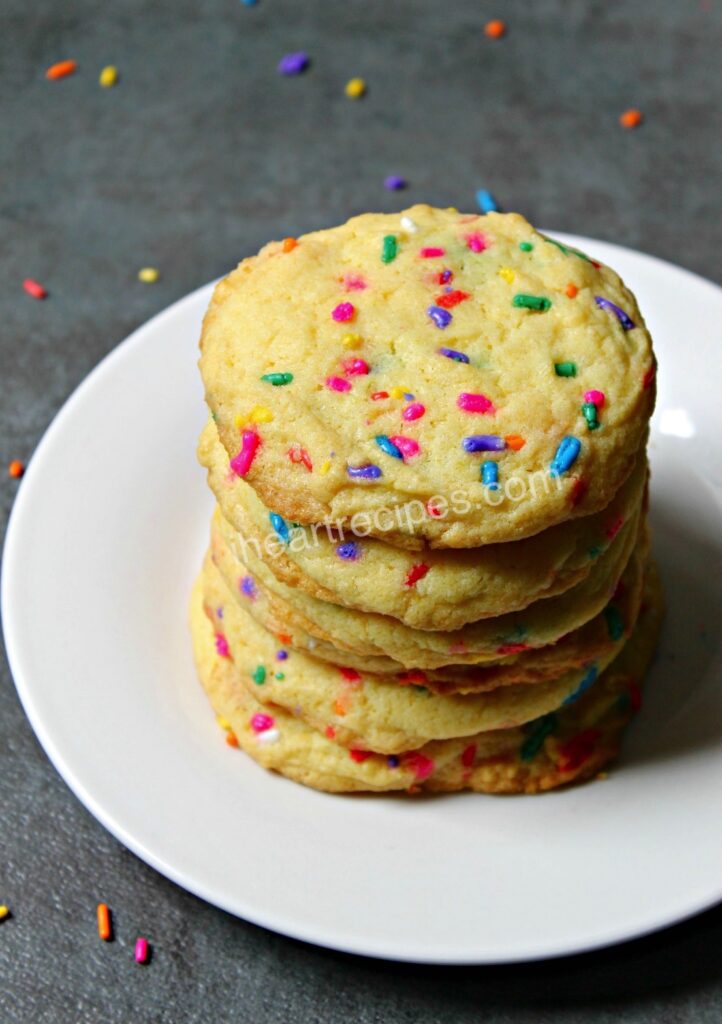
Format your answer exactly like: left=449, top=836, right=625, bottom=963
left=619, top=108, right=643, bottom=129
left=46, top=60, right=77, bottom=80
left=8, top=460, right=25, bottom=479
left=484, top=19, right=506, bottom=39
left=134, top=937, right=150, bottom=964
left=384, top=175, right=407, bottom=191
left=476, top=189, right=499, bottom=213
left=138, top=267, right=159, bottom=283
left=23, top=278, right=47, bottom=299
left=97, top=903, right=112, bottom=941
left=0, top=905, right=10, bottom=922
left=241, top=0, right=259, bottom=5
left=99, top=65, right=118, bottom=87
left=278, top=52, right=309, bottom=75
left=345, top=77, right=366, bottom=98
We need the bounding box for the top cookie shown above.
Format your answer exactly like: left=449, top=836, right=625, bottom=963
left=199, top=205, right=655, bottom=547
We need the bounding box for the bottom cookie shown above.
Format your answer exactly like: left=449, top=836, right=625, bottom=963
left=189, top=566, right=664, bottom=795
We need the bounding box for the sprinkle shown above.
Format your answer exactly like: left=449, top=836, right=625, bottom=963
left=375, top=434, right=403, bottom=459
left=344, top=274, right=367, bottom=291
left=337, top=541, right=361, bottom=560
left=427, top=305, right=452, bottom=328
left=420, top=247, right=445, bottom=259
left=288, top=445, right=313, bottom=471
left=388, top=435, right=420, bottom=461
left=138, top=267, right=159, bottom=283
left=520, top=714, right=557, bottom=761
left=484, top=20, right=506, bottom=39
left=605, top=605, right=624, bottom=641
left=350, top=749, right=371, bottom=763
left=426, top=501, right=442, bottom=517
left=519, top=242, right=533, bottom=252
left=461, top=744, right=477, bottom=769
left=619, top=108, right=643, bottom=129
left=554, top=361, right=577, bottom=377
left=439, top=268, right=453, bottom=283
left=134, top=938, right=150, bottom=965
left=345, top=77, right=366, bottom=98
left=248, top=405, right=273, bottom=424
left=482, top=461, right=499, bottom=489
left=278, top=52, right=309, bottom=75
left=438, top=347, right=469, bottom=363
left=319, top=459, right=331, bottom=474
left=269, top=512, right=290, bottom=544
left=550, top=436, right=581, bottom=476
left=0, top=905, right=10, bottom=922
left=402, top=402, right=425, bottom=421
left=332, top=301, right=355, bottom=322
left=225, top=732, right=239, bottom=747
left=99, top=65, right=118, bottom=87
left=326, top=375, right=352, bottom=392
left=498, top=266, right=515, bottom=283
left=465, top=232, right=487, bottom=253
left=513, top=293, right=551, bottom=311
left=462, top=435, right=506, bottom=453
left=342, top=357, right=369, bottom=376
left=643, top=364, right=656, bottom=389
left=325, top=726, right=336, bottom=740
left=400, top=216, right=417, bottom=233
left=389, top=386, right=409, bottom=400
left=606, top=515, right=624, bottom=540
left=252, top=665, right=266, bottom=685
left=435, top=289, right=470, bottom=309
left=46, top=60, right=77, bottom=80
left=505, top=434, right=526, bottom=450
left=405, top=563, right=430, bottom=587
left=261, top=371, right=293, bottom=385
left=562, top=665, right=599, bottom=705
left=251, top=713, right=275, bottom=734
left=582, top=403, right=599, bottom=430
left=594, top=296, right=635, bottom=330
left=371, top=391, right=389, bottom=400
left=214, top=633, right=230, bottom=658
left=556, top=729, right=601, bottom=772
left=476, top=189, right=499, bottom=212
left=347, top=463, right=382, bottom=480
left=97, top=904, right=112, bottom=941
left=384, top=175, right=407, bottom=190
left=8, top=460, right=24, bottom=479
left=280, top=237, right=298, bottom=253
left=276, top=651, right=288, bottom=662
left=230, top=430, right=261, bottom=477
left=496, top=642, right=529, bottom=656
left=404, top=752, right=435, bottom=781
left=387, top=755, right=400, bottom=768
left=571, top=478, right=588, bottom=506
left=381, top=235, right=397, bottom=263
left=566, top=283, right=579, bottom=298
left=240, top=575, right=256, bottom=599
left=341, top=333, right=362, bottom=348
left=457, top=392, right=494, bottom=414
left=23, top=278, right=47, bottom=299
left=398, top=669, right=427, bottom=686
left=584, top=390, right=605, bottom=408
left=257, top=728, right=280, bottom=745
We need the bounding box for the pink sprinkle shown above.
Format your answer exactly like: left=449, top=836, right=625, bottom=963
left=339, top=667, right=361, bottom=682
left=402, top=402, right=425, bottom=421
left=342, top=357, right=370, bottom=376
left=332, top=301, right=355, bottom=322
left=326, top=375, right=351, bottom=392
left=389, top=435, right=420, bottom=461
left=405, top=752, right=435, bottom=781
left=134, top=938, right=149, bottom=965
left=230, top=430, right=261, bottom=477
left=457, top=392, right=495, bottom=414
left=420, top=247, right=445, bottom=258
left=584, top=389, right=606, bottom=407
left=214, top=633, right=230, bottom=658
left=606, top=516, right=624, bottom=540
left=344, top=274, right=367, bottom=291
left=23, top=278, right=48, bottom=299
left=251, top=713, right=275, bottom=734
left=465, top=232, right=487, bottom=253
left=426, top=500, right=442, bottom=518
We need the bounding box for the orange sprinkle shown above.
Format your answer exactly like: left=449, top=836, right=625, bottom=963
left=8, top=460, right=24, bottom=479
left=619, top=108, right=643, bottom=129
left=566, top=283, right=579, bottom=299
left=277, top=633, right=292, bottom=644
left=333, top=700, right=347, bottom=717
left=484, top=19, right=506, bottom=39
left=282, top=237, right=298, bottom=253
left=97, top=903, right=112, bottom=941
left=225, top=732, right=239, bottom=748
left=505, top=434, right=526, bottom=451
left=46, top=60, right=77, bottom=80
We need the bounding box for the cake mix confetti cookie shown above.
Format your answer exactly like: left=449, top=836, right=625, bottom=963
left=200, top=418, right=648, bottom=630
left=189, top=568, right=664, bottom=794
left=199, top=206, right=656, bottom=547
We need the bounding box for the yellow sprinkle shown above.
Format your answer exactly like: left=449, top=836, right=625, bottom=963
left=99, top=65, right=118, bottom=87
left=344, top=77, right=366, bottom=99
left=341, top=333, right=362, bottom=348
left=389, top=386, right=408, bottom=400
left=138, top=267, right=159, bottom=283
left=233, top=413, right=246, bottom=429
left=248, top=405, right=273, bottom=424
left=216, top=716, right=232, bottom=731
left=0, top=905, right=9, bottom=921
left=319, top=460, right=331, bottom=475
left=498, top=266, right=515, bottom=283
left=446, top=207, right=459, bottom=213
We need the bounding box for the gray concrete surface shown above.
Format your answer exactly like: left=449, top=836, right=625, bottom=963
left=1, top=1, right=721, bottom=1021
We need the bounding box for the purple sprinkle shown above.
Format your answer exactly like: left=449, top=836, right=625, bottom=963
left=276, top=650, right=289, bottom=661
left=387, top=755, right=400, bottom=768
left=347, top=464, right=382, bottom=480
left=337, top=541, right=361, bottom=561
left=428, top=305, right=453, bottom=329
left=462, top=435, right=507, bottom=453
left=216, top=607, right=224, bottom=619
left=384, top=175, right=407, bottom=191
left=240, top=575, right=257, bottom=599
left=438, top=346, right=469, bottom=364
left=440, top=269, right=452, bottom=283
left=594, top=296, right=635, bottom=331
left=278, top=51, right=310, bottom=75
left=403, top=392, right=414, bottom=400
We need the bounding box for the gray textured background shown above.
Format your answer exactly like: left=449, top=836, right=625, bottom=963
left=1, top=1, right=721, bottom=1021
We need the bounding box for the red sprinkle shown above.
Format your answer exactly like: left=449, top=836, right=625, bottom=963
left=605, top=516, right=624, bottom=540
left=339, top=667, right=361, bottom=682
left=643, top=364, right=656, bottom=389
left=461, top=744, right=477, bottom=768
left=457, top=392, right=494, bottom=414
left=405, top=563, right=430, bottom=587
left=332, top=301, right=355, bottom=322
left=403, top=402, right=425, bottom=421
left=435, top=290, right=470, bottom=309
left=350, top=749, right=372, bottom=763
left=342, top=357, right=370, bottom=376
left=288, top=446, right=313, bottom=471
left=556, top=729, right=600, bottom=773
left=420, top=247, right=445, bottom=258
left=325, top=726, right=336, bottom=740
left=326, top=375, right=352, bottom=392
left=496, top=642, right=530, bottom=656
left=371, top=390, right=389, bottom=400
left=571, top=478, right=588, bottom=506
left=426, top=500, right=442, bottom=517
left=23, top=278, right=47, bottom=299
left=404, top=752, right=435, bottom=781
left=397, top=669, right=428, bottom=686
left=230, top=430, right=261, bottom=477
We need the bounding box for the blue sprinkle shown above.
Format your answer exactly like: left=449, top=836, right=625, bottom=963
left=375, top=434, right=403, bottom=459
left=562, top=665, right=599, bottom=706
left=347, top=464, right=382, bottom=480
left=594, top=296, right=635, bottom=331
left=437, top=346, right=469, bottom=363
left=240, top=575, right=256, bottom=599
left=241, top=0, right=259, bottom=5
left=336, top=541, right=361, bottom=561
left=403, top=392, right=415, bottom=400
left=384, top=175, right=407, bottom=191
left=476, top=189, right=499, bottom=213
left=428, top=305, right=453, bottom=329
left=482, top=461, right=499, bottom=489
left=276, top=650, right=288, bottom=661
left=269, top=512, right=290, bottom=543
left=278, top=52, right=309, bottom=75
left=387, top=755, right=400, bottom=768
left=550, top=436, right=582, bottom=476
left=463, top=435, right=507, bottom=453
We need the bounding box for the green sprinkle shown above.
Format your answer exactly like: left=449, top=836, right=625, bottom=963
left=555, top=361, right=577, bottom=377
left=520, top=714, right=557, bottom=762
left=519, top=241, right=533, bottom=252
left=544, top=236, right=592, bottom=263
left=605, top=605, right=624, bottom=641
left=588, top=544, right=603, bottom=559
left=381, top=234, right=398, bottom=264
left=252, top=665, right=266, bottom=685
left=261, top=372, right=293, bottom=386
left=513, top=293, right=551, bottom=312
left=274, top=672, right=285, bottom=680
left=582, top=402, right=600, bottom=430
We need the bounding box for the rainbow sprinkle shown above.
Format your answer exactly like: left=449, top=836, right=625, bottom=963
left=462, top=435, right=506, bottom=453
left=269, top=512, right=290, bottom=544
left=594, top=296, right=635, bottom=330
left=332, top=302, right=355, bottom=322
left=513, top=293, right=551, bottom=311
left=347, top=464, right=382, bottom=479
left=482, top=461, right=499, bottom=489
left=261, top=372, right=293, bottom=386
left=381, top=235, right=398, bottom=263
left=375, top=435, right=403, bottom=459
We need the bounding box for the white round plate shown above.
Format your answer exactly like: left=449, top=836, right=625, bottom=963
left=3, top=234, right=721, bottom=964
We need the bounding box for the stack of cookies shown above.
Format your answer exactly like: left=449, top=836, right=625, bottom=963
left=190, top=205, right=662, bottom=795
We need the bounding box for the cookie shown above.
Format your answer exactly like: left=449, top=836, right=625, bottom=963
left=199, top=205, right=656, bottom=547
